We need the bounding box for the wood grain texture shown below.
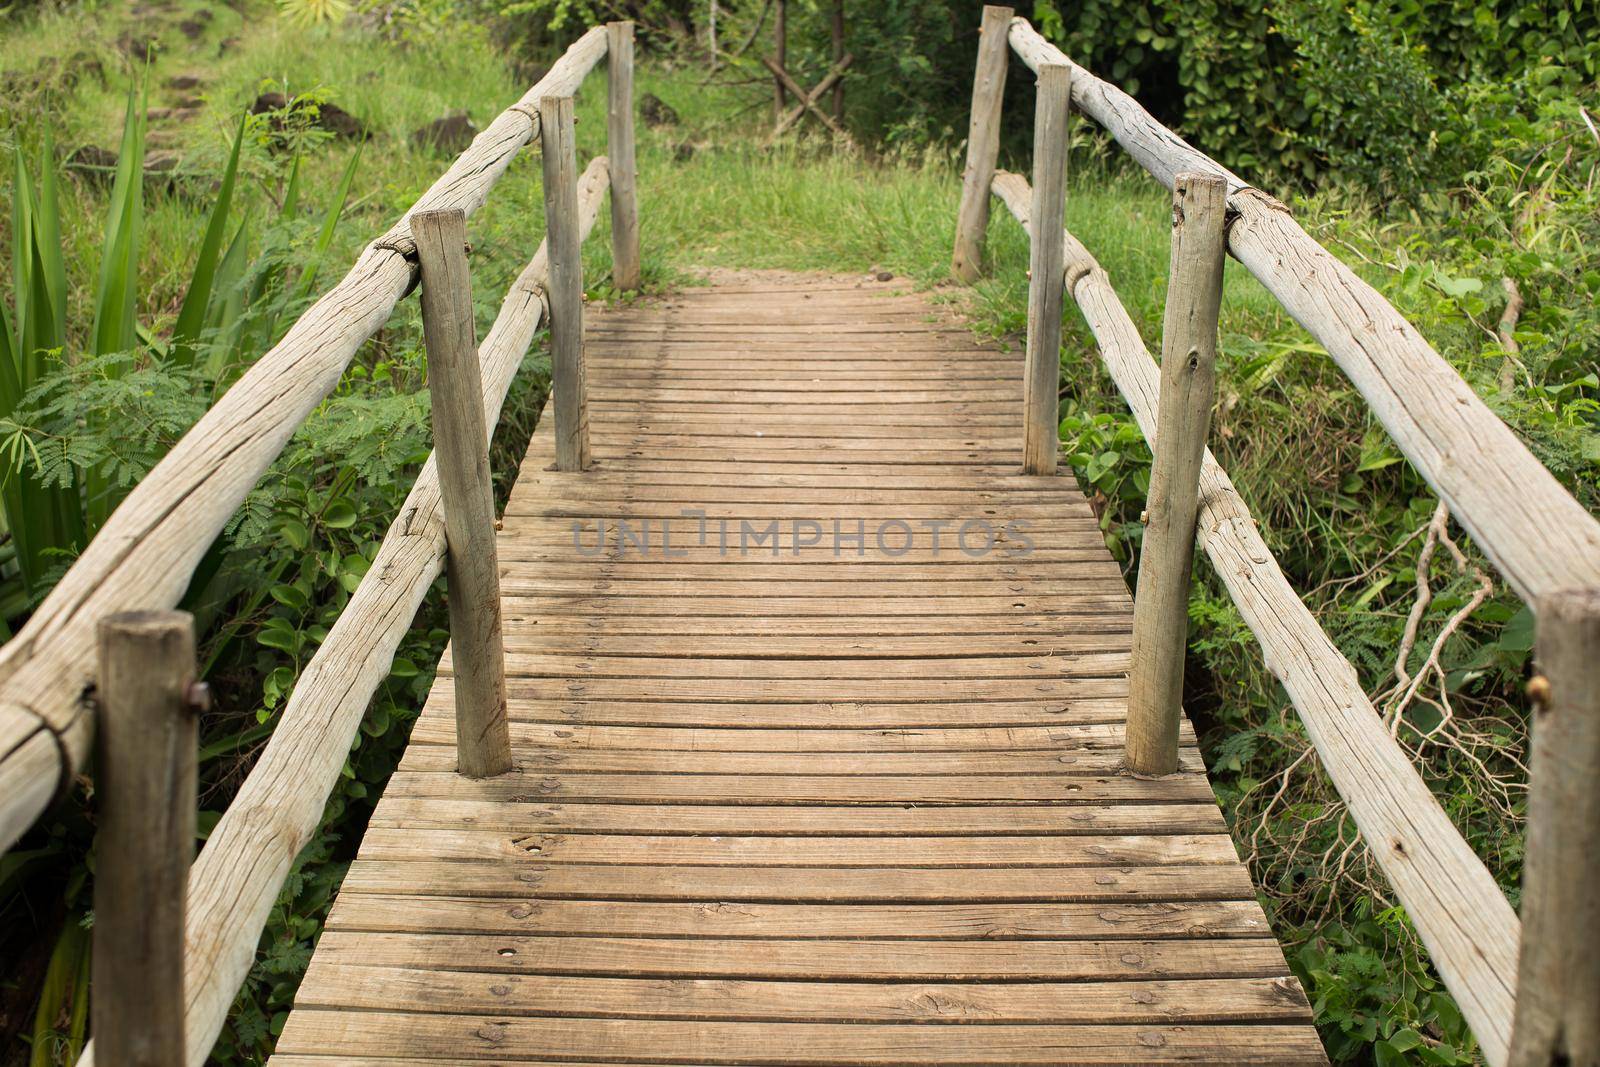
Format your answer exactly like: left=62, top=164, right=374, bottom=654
left=606, top=22, right=641, bottom=290
left=72, top=161, right=613, bottom=1067
left=951, top=5, right=1014, bottom=282
left=1005, top=14, right=1600, bottom=614
left=0, top=26, right=611, bottom=853
left=989, top=171, right=1516, bottom=1066
left=1124, top=174, right=1227, bottom=775
left=1509, top=587, right=1600, bottom=1067
left=415, top=209, right=512, bottom=777
left=540, top=94, right=590, bottom=472
left=271, top=272, right=1325, bottom=1066
left=1021, top=63, right=1068, bottom=475
left=93, top=611, right=197, bottom=1067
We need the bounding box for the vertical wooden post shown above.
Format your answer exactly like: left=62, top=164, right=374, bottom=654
left=1021, top=63, right=1069, bottom=476
left=830, top=0, right=846, bottom=122
left=539, top=95, right=590, bottom=472
left=1509, top=586, right=1600, bottom=1067
left=607, top=21, right=641, bottom=292
left=413, top=208, right=512, bottom=779
left=93, top=610, right=198, bottom=1067
left=951, top=5, right=1013, bottom=283
left=1124, top=173, right=1228, bottom=776
left=772, top=0, right=788, bottom=123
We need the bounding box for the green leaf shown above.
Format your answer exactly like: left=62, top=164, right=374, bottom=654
left=92, top=81, right=146, bottom=359
left=322, top=499, right=358, bottom=529
left=173, top=115, right=248, bottom=360
left=279, top=517, right=311, bottom=550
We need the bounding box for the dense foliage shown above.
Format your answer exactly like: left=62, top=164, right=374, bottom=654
left=1, top=0, right=1597, bottom=1065
left=434, top=0, right=1598, bottom=199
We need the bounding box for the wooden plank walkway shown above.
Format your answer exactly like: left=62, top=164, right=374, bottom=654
left=272, top=271, right=1327, bottom=1065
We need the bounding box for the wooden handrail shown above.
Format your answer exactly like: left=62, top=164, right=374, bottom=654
left=988, top=168, right=1522, bottom=1063
left=1004, top=17, right=1600, bottom=609
left=51, top=22, right=629, bottom=1065
left=0, top=25, right=612, bottom=854
left=971, top=23, right=1600, bottom=1060
left=71, top=155, right=613, bottom=1067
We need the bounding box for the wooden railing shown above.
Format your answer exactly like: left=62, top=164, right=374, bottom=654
left=0, top=24, right=634, bottom=1065
left=954, top=8, right=1600, bottom=1066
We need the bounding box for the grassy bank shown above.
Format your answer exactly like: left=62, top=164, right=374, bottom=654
left=4, top=3, right=1597, bottom=1064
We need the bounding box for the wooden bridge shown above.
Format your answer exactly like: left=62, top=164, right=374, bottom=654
left=2, top=9, right=1597, bottom=1067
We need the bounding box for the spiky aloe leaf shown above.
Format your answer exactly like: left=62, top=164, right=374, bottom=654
left=293, top=139, right=362, bottom=303
left=91, top=83, right=146, bottom=359
left=172, top=114, right=247, bottom=360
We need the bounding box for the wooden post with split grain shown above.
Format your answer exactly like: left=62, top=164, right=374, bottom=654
left=413, top=208, right=511, bottom=779
left=1124, top=173, right=1227, bottom=776
left=93, top=610, right=199, bottom=1067
left=1021, top=62, right=1068, bottom=475
left=1509, top=586, right=1600, bottom=1067
left=607, top=21, right=641, bottom=291
left=950, top=5, right=1013, bottom=283
left=540, top=95, right=590, bottom=471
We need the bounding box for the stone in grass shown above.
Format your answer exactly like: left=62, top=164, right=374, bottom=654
left=65, top=145, right=119, bottom=185
left=412, top=112, right=478, bottom=155
left=640, top=92, right=679, bottom=127
left=166, top=73, right=203, bottom=91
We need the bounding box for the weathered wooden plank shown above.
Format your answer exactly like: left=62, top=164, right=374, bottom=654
left=354, top=828, right=1239, bottom=867
left=338, top=859, right=1257, bottom=902
left=381, top=769, right=1214, bottom=805
left=295, top=965, right=1309, bottom=1022
left=324, top=896, right=1262, bottom=939
left=273, top=1014, right=1327, bottom=1064
left=275, top=272, right=1321, bottom=1065
left=308, top=930, right=1292, bottom=981
left=363, top=799, right=1222, bottom=834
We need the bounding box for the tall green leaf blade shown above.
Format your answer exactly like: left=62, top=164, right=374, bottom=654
left=92, top=84, right=146, bottom=358
left=293, top=140, right=362, bottom=303
left=34, top=127, right=67, bottom=353
left=207, top=214, right=254, bottom=376
left=172, top=115, right=247, bottom=360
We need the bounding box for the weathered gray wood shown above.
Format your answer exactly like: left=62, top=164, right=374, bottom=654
left=1022, top=63, right=1068, bottom=476
left=541, top=95, right=590, bottom=472
left=270, top=273, right=1326, bottom=1064
left=70, top=160, right=612, bottom=1067
left=989, top=168, right=1520, bottom=1066
left=1005, top=15, right=1600, bottom=613
left=93, top=611, right=197, bottom=1067
left=766, top=55, right=855, bottom=142
left=1124, top=174, right=1227, bottom=776
left=1509, top=586, right=1600, bottom=1067
left=414, top=209, right=512, bottom=779
left=606, top=22, right=641, bottom=291
left=762, top=56, right=855, bottom=144
left=950, top=5, right=1013, bottom=283
left=0, top=26, right=611, bottom=853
